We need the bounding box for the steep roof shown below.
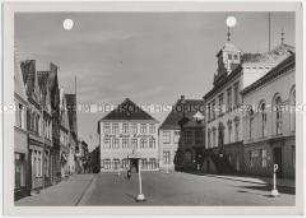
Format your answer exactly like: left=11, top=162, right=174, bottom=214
left=100, top=98, right=157, bottom=121
left=14, top=49, right=27, bottom=100
left=159, top=97, right=205, bottom=130
left=242, top=43, right=294, bottom=65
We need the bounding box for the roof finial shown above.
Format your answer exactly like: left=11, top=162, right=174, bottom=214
left=281, top=27, right=285, bottom=44
left=226, top=16, right=236, bottom=42
left=227, top=26, right=231, bottom=42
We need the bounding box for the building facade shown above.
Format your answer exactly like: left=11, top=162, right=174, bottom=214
left=175, top=111, right=205, bottom=172
left=203, top=39, right=294, bottom=174
left=241, top=52, right=295, bottom=179
left=159, top=95, right=205, bottom=172
left=14, top=52, right=30, bottom=200
left=98, top=98, right=159, bottom=172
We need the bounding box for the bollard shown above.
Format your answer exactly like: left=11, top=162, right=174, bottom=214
left=136, top=158, right=146, bottom=202
left=271, top=164, right=279, bottom=197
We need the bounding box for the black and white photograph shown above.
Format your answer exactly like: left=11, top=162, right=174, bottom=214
left=2, top=1, right=304, bottom=215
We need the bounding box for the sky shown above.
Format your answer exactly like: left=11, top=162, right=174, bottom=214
left=15, top=12, right=295, bottom=151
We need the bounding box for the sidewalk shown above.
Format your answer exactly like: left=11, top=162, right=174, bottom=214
left=203, top=174, right=295, bottom=188
left=15, top=174, right=95, bottom=206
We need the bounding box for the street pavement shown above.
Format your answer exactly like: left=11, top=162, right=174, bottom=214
left=79, top=171, right=295, bottom=206
left=15, top=172, right=295, bottom=206
left=15, top=174, right=95, bottom=206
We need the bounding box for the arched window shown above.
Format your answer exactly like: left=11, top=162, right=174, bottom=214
left=248, top=106, right=255, bottom=140
left=218, top=122, right=225, bottom=148
left=290, top=86, right=296, bottom=132
left=227, top=120, right=232, bottom=143
left=273, top=94, right=283, bottom=135
left=259, top=101, right=267, bottom=137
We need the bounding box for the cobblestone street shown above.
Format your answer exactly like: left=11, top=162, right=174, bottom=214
left=15, top=172, right=295, bottom=206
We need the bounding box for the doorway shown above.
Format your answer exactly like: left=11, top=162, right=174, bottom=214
left=129, top=158, right=139, bottom=173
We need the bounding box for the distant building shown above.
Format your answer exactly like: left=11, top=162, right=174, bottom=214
left=14, top=51, right=29, bottom=200
left=98, top=98, right=159, bottom=172
left=66, top=94, right=78, bottom=175
left=175, top=110, right=205, bottom=172
left=158, top=95, right=205, bottom=172
left=241, top=48, right=295, bottom=179
left=59, top=88, right=70, bottom=177
left=88, top=146, right=100, bottom=173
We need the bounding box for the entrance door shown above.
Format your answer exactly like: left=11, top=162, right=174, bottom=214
left=130, top=159, right=139, bottom=173
left=273, top=147, right=283, bottom=177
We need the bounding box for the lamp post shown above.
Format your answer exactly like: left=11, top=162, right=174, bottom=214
left=136, top=158, right=145, bottom=201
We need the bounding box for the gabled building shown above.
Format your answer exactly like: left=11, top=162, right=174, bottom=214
left=59, top=88, right=70, bottom=177
left=14, top=51, right=29, bottom=200
left=158, top=95, right=205, bottom=172
left=98, top=98, right=159, bottom=172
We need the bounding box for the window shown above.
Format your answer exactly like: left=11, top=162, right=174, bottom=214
left=103, top=159, right=111, bottom=169
left=113, top=159, right=120, bottom=170
left=131, top=138, right=138, bottom=149
left=213, top=128, right=216, bottom=147
left=149, top=138, right=156, bottom=149
left=122, top=138, right=128, bottom=149
left=227, top=87, right=232, bottom=112
left=15, top=153, right=25, bottom=188
left=103, top=138, right=111, bottom=149
left=228, top=121, right=232, bottom=143
left=211, top=100, right=216, bottom=120
left=274, top=96, right=283, bottom=135
left=174, top=130, right=180, bottom=143
left=140, top=124, right=147, bottom=134
left=207, top=103, right=211, bottom=121
left=218, top=93, right=224, bottom=116
left=261, top=149, right=267, bottom=167
left=103, top=123, right=111, bottom=134
left=233, top=54, right=238, bottom=60
left=122, top=158, right=129, bottom=169
left=185, top=130, right=193, bottom=144
left=131, top=123, right=138, bottom=135
left=233, top=83, right=239, bottom=107
left=149, top=124, right=155, bottom=134
left=228, top=54, right=232, bottom=60
left=195, top=130, right=203, bottom=145
left=234, top=119, right=240, bottom=141
left=112, top=123, right=119, bottom=135
left=149, top=158, right=157, bottom=169
left=207, top=129, right=211, bottom=148
left=112, top=138, right=119, bottom=149
left=163, top=151, right=171, bottom=164
left=290, top=88, right=296, bottom=132
left=15, top=104, right=24, bottom=128
left=249, top=116, right=254, bottom=140
left=122, top=123, right=129, bottom=134
left=260, top=102, right=267, bottom=137
left=162, top=131, right=171, bottom=144
left=140, top=138, right=147, bottom=149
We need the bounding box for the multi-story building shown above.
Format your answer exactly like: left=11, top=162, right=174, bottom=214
left=159, top=95, right=205, bottom=172
left=65, top=93, right=78, bottom=175
left=37, top=70, right=53, bottom=187
left=14, top=51, right=29, bottom=200
left=203, top=38, right=294, bottom=174
left=98, top=98, right=159, bottom=172
left=21, top=60, right=45, bottom=192
left=59, top=88, right=70, bottom=177
left=241, top=48, right=295, bottom=179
